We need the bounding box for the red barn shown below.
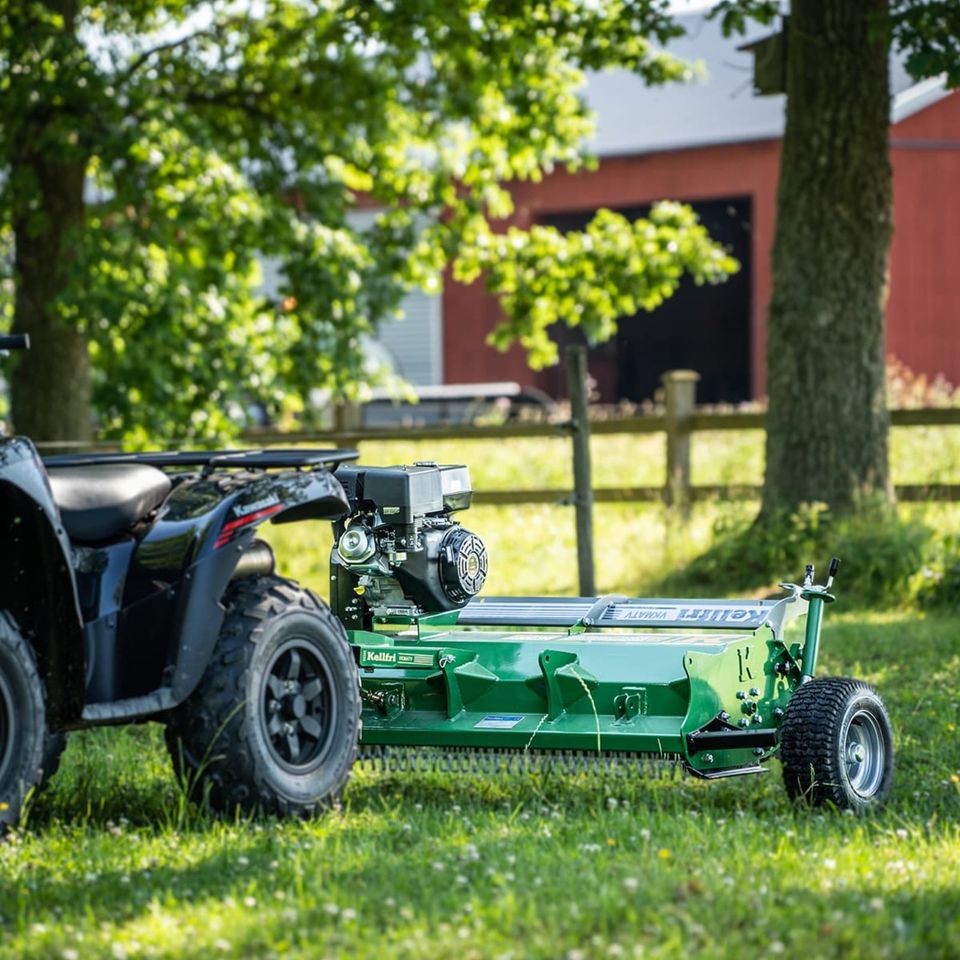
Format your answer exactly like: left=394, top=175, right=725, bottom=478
left=429, top=14, right=960, bottom=404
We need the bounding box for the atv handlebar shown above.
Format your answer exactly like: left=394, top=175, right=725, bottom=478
left=0, top=334, right=29, bottom=351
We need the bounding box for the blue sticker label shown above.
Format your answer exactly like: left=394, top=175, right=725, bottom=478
left=474, top=715, right=524, bottom=729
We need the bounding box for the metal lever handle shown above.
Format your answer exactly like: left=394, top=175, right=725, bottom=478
left=825, top=556, right=841, bottom=590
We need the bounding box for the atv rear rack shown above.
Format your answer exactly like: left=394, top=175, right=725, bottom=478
left=43, top=447, right=360, bottom=472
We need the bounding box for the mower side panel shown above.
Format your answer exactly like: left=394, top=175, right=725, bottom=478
left=680, top=632, right=800, bottom=775
left=350, top=616, right=808, bottom=771
left=352, top=629, right=751, bottom=756
left=0, top=437, right=85, bottom=727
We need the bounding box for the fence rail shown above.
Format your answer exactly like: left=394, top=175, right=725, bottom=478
left=34, top=361, right=960, bottom=591
left=470, top=483, right=960, bottom=507
left=237, top=401, right=960, bottom=445
left=235, top=377, right=960, bottom=508
left=36, top=381, right=960, bottom=513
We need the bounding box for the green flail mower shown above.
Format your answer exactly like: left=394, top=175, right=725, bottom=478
left=319, top=462, right=894, bottom=813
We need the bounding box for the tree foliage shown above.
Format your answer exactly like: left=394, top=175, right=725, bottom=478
left=889, top=1, right=960, bottom=86
left=456, top=204, right=736, bottom=369
left=0, top=0, right=737, bottom=442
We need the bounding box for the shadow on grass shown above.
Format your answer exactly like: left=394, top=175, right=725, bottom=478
left=6, top=802, right=960, bottom=960
left=0, top=590, right=956, bottom=959
left=27, top=724, right=182, bottom=830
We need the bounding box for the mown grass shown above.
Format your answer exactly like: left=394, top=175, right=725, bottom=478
left=4, top=612, right=959, bottom=959
left=3, top=432, right=960, bottom=959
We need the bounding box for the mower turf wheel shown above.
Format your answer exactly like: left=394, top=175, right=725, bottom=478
left=164, top=575, right=361, bottom=817
left=0, top=612, right=48, bottom=828
left=780, top=676, right=894, bottom=812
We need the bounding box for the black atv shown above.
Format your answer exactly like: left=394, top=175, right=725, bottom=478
left=0, top=334, right=362, bottom=823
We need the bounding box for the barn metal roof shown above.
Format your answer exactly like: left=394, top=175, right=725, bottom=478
left=585, top=11, right=951, bottom=158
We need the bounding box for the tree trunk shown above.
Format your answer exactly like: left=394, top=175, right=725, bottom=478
left=762, top=0, right=892, bottom=515
left=8, top=0, right=92, bottom=445
left=10, top=154, right=91, bottom=443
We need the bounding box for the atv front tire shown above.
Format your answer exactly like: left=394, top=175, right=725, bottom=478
left=780, top=677, right=894, bottom=811
left=165, top=576, right=360, bottom=817
left=0, top=612, right=48, bottom=827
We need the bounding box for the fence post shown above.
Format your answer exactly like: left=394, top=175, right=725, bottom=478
left=663, top=370, right=699, bottom=509
left=566, top=345, right=596, bottom=597
left=334, top=401, right=362, bottom=432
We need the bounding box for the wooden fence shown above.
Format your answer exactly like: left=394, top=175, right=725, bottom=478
left=235, top=351, right=960, bottom=593
left=36, top=349, right=960, bottom=594
left=240, top=366, right=960, bottom=511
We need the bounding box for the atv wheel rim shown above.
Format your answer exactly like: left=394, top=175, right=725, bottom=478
left=0, top=671, right=15, bottom=787
left=844, top=708, right=885, bottom=798
left=260, top=639, right=337, bottom=773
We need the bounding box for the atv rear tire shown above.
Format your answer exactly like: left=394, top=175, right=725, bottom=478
left=0, top=612, right=47, bottom=827
left=780, top=677, right=894, bottom=812
left=164, top=576, right=360, bottom=817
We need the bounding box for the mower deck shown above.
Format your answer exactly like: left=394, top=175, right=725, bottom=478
left=351, top=595, right=808, bottom=777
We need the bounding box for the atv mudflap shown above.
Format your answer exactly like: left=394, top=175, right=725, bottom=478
left=350, top=594, right=809, bottom=777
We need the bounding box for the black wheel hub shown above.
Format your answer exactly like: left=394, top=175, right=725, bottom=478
left=260, top=640, right=335, bottom=772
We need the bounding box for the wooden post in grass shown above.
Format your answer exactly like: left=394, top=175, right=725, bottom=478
left=566, top=345, right=596, bottom=597
left=663, top=370, right=699, bottom=510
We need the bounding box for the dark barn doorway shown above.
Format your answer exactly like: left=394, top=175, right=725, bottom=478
left=543, top=197, right=753, bottom=404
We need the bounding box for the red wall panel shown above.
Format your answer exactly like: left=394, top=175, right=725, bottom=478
left=444, top=139, right=782, bottom=396
left=887, top=93, right=960, bottom=388
left=443, top=91, right=960, bottom=398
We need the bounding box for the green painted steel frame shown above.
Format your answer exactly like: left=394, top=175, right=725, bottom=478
left=799, top=586, right=835, bottom=680
left=349, top=591, right=824, bottom=776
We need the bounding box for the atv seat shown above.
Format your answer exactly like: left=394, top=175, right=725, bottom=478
left=47, top=464, right=172, bottom=542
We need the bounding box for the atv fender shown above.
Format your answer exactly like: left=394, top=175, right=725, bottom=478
left=123, top=466, right=350, bottom=708
left=0, top=438, right=85, bottom=727
left=212, top=468, right=350, bottom=550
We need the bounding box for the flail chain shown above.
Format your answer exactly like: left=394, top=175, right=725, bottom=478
left=357, top=744, right=686, bottom=778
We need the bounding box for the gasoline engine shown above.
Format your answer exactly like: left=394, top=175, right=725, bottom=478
left=330, top=462, right=488, bottom=629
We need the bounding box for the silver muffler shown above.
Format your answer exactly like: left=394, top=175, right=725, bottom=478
left=230, top=539, right=275, bottom=581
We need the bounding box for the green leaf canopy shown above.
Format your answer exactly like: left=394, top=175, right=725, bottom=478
left=0, top=0, right=737, bottom=441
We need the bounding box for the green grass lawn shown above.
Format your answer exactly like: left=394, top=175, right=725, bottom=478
left=3, top=432, right=960, bottom=959
left=2, top=611, right=958, bottom=959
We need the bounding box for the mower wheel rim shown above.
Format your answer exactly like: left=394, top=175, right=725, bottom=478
left=0, top=671, right=16, bottom=787
left=844, top=708, right=885, bottom=798
left=260, top=638, right=337, bottom=774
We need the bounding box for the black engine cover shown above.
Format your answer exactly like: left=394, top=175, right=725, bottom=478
left=336, top=463, right=472, bottom=523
